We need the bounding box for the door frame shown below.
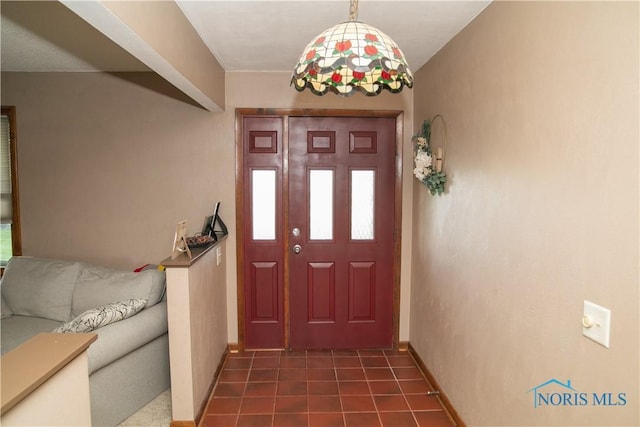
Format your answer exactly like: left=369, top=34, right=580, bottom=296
left=235, top=108, right=404, bottom=351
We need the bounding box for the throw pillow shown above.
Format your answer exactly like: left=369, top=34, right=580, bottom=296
left=53, top=298, right=147, bottom=333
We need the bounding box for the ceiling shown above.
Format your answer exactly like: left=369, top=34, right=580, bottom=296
left=1, top=0, right=490, bottom=74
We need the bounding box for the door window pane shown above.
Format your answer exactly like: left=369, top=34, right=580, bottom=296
left=252, top=169, right=276, bottom=240
left=351, top=170, right=375, bottom=240
left=309, top=169, right=334, bottom=240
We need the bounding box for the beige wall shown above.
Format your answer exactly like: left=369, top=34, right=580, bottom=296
left=1, top=72, right=224, bottom=266
left=410, top=2, right=639, bottom=426
left=0, top=70, right=414, bottom=345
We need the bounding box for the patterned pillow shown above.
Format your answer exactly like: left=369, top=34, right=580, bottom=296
left=53, top=299, right=147, bottom=333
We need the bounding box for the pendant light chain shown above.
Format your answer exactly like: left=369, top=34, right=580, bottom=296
left=349, top=0, right=359, bottom=21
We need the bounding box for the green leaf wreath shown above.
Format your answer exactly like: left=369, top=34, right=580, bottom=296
left=413, top=118, right=447, bottom=196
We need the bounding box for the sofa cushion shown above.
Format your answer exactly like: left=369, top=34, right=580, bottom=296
left=71, top=264, right=165, bottom=317
left=54, top=298, right=147, bottom=333
left=1, top=295, right=12, bottom=319
left=86, top=300, right=168, bottom=374
left=1, top=257, right=81, bottom=322
left=1, top=315, right=63, bottom=355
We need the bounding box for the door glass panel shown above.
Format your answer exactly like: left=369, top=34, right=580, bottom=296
left=252, top=169, right=276, bottom=240
left=351, top=170, right=375, bottom=240
left=309, top=169, right=334, bottom=240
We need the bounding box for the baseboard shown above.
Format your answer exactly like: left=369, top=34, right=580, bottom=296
left=192, top=347, right=229, bottom=426
left=228, top=342, right=240, bottom=353
left=398, top=341, right=409, bottom=352
left=408, top=342, right=466, bottom=427
left=170, top=347, right=229, bottom=427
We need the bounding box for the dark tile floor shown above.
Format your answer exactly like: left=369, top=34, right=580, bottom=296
left=199, top=349, right=454, bottom=427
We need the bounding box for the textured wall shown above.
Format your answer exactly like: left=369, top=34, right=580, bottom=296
left=410, top=2, right=639, bottom=425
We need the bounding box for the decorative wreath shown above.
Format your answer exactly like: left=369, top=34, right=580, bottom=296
left=413, top=116, right=447, bottom=196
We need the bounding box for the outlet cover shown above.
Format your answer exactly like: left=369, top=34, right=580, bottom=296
left=582, top=300, right=611, bottom=348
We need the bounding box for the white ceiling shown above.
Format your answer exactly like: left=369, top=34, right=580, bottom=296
left=1, top=0, right=490, bottom=74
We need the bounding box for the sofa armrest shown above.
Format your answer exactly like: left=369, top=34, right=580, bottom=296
left=86, top=301, right=168, bottom=374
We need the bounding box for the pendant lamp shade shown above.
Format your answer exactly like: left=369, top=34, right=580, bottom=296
left=291, top=19, right=413, bottom=97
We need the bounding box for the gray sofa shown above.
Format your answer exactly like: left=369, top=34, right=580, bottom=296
left=0, top=256, right=171, bottom=426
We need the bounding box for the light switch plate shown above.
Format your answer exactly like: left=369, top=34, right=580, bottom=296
left=582, top=300, right=611, bottom=348
left=216, top=247, right=222, bottom=266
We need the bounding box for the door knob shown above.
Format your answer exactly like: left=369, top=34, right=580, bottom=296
left=293, top=244, right=302, bottom=254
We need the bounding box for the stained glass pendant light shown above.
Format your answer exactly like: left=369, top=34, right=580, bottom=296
left=291, top=0, right=413, bottom=96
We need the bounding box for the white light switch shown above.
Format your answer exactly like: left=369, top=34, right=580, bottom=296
left=216, top=247, right=222, bottom=266
left=582, top=300, right=611, bottom=348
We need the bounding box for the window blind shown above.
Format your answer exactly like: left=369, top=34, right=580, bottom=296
left=1, top=115, right=12, bottom=223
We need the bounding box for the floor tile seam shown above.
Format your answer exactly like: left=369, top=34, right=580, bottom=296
left=392, top=372, right=416, bottom=415
left=205, top=380, right=247, bottom=417
left=276, top=410, right=354, bottom=414
left=402, top=386, right=449, bottom=415
left=200, top=412, right=240, bottom=426
left=207, top=402, right=243, bottom=418
left=363, top=371, right=379, bottom=417
left=236, top=395, right=278, bottom=420
left=372, top=392, right=414, bottom=414
left=336, top=386, right=348, bottom=427
left=405, top=408, right=423, bottom=427
left=400, top=373, right=444, bottom=408
left=241, top=375, right=249, bottom=398
left=307, top=390, right=345, bottom=420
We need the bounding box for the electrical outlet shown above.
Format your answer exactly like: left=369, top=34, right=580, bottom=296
left=582, top=300, right=611, bottom=348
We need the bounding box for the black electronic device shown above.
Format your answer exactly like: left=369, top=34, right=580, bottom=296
left=201, top=201, right=228, bottom=241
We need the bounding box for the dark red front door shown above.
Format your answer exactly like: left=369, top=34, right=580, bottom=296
left=241, top=113, right=397, bottom=350
left=288, top=116, right=396, bottom=349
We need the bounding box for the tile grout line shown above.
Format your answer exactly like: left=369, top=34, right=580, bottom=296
left=388, top=351, right=423, bottom=427
left=234, top=352, right=252, bottom=426
left=332, top=350, right=349, bottom=427
left=356, top=349, right=385, bottom=427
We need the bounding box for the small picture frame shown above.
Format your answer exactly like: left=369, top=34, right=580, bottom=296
left=171, top=220, right=192, bottom=260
